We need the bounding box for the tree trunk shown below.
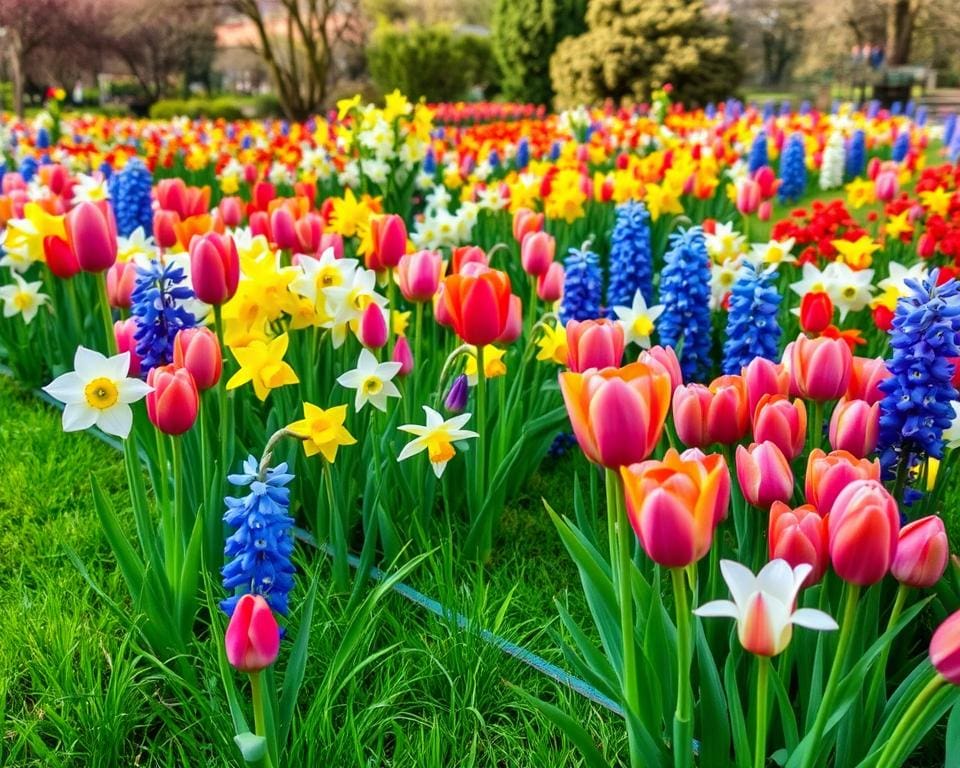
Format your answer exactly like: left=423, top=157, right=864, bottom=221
left=886, top=0, right=915, bottom=67
left=8, top=31, right=25, bottom=117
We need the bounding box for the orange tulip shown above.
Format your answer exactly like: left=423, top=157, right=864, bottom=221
left=442, top=269, right=513, bottom=346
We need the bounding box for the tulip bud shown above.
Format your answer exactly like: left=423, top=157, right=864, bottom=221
left=318, top=232, right=344, bottom=260
left=769, top=501, right=828, bottom=586
left=828, top=479, right=899, bottom=585
left=146, top=364, right=199, bottom=435
left=66, top=200, right=118, bottom=273
left=249, top=210, right=271, bottom=240
left=736, top=441, right=794, bottom=508
left=680, top=447, right=731, bottom=525
left=799, top=291, right=833, bottom=334
left=513, top=207, right=544, bottom=242
left=152, top=210, right=180, bottom=249
left=537, top=261, right=564, bottom=302
left=787, top=334, right=852, bottom=401
left=106, top=261, right=138, bottom=309
left=397, top=250, right=442, bottom=303
left=892, top=515, right=948, bottom=588
left=173, top=327, right=222, bottom=391
left=846, top=356, right=890, bottom=405
left=753, top=394, right=807, bottom=460
left=270, top=205, right=298, bottom=251
left=744, top=357, right=790, bottom=417
left=444, top=374, right=469, bottom=413
left=805, top=448, right=881, bottom=515
left=294, top=213, right=324, bottom=255
left=114, top=318, right=142, bottom=378
left=639, top=345, right=683, bottom=393
left=368, top=214, right=407, bottom=271
left=520, top=231, right=556, bottom=277
left=358, top=303, right=388, bottom=349
left=43, top=234, right=80, bottom=279
left=451, top=245, right=487, bottom=274
left=828, top=397, right=879, bottom=457
left=224, top=593, right=280, bottom=673
left=673, top=375, right=750, bottom=448
left=874, top=170, right=899, bottom=202
left=251, top=181, right=275, bottom=212
left=392, top=335, right=414, bottom=376
left=565, top=318, right=624, bottom=372
left=736, top=179, right=761, bottom=215
left=442, top=270, right=513, bottom=347
left=930, top=610, right=960, bottom=685
left=218, top=196, right=244, bottom=228
left=189, top=232, right=240, bottom=305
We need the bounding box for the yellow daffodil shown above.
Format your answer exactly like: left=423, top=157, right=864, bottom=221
left=392, top=309, right=411, bottom=337
left=3, top=202, right=66, bottom=266
left=287, top=403, right=356, bottom=462
left=226, top=333, right=300, bottom=401
left=398, top=406, right=478, bottom=477
left=919, top=187, right=954, bottom=218
left=845, top=178, right=876, bottom=209
left=832, top=236, right=880, bottom=269
left=464, top=345, right=506, bottom=384
left=337, top=94, right=361, bottom=121
left=536, top=322, right=568, bottom=365
left=884, top=210, right=913, bottom=239
left=643, top=182, right=684, bottom=221
left=382, top=89, right=412, bottom=122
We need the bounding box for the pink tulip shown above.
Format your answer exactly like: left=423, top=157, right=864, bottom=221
left=224, top=594, right=280, bottom=673
left=846, top=356, right=890, bottom=405
left=537, top=261, right=564, bottom=302
left=639, top=345, right=683, bottom=393
left=874, top=170, right=899, bottom=202
left=397, top=250, right=442, bottom=303
left=318, top=232, right=344, bottom=260
left=892, top=516, right=948, bottom=588
left=106, top=261, right=138, bottom=309
left=828, top=397, right=879, bottom=458
left=673, top=375, right=750, bottom=448
left=294, top=212, right=324, bottom=254
left=520, top=231, right=555, bottom=277
left=753, top=394, right=807, bottom=460
left=736, top=441, right=794, bottom=508
left=787, top=334, right=852, bottom=402
left=173, top=327, right=222, bottom=391
left=744, top=357, right=790, bottom=417
left=930, top=610, right=960, bottom=685
left=828, top=479, right=899, bottom=585
left=218, top=196, right=244, bottom=228
left=146, top=364, right=199, bottom=435
left=189, top=232, right=240, bottom=305
left=358, top=303, right=388, bottom=349
left=513, top=207, right=543, bottom=242
left=114, top=318, right=142, bottom=378
left=392, top=335, right=414, bottom=376
left=66, top=200, right=118, bottom=273
left=497, top=294, right=523, bottom=344
left=152, top=209, right=180, bottom=249
left=769, top=501, right=829, bottom=586
left=736, top=178, right=761, bottom=215
left=565, top=319, right=624, bottom=372
left=270, top=205, right=298, bottom=251
left=805, top=448, right=881, bottom=516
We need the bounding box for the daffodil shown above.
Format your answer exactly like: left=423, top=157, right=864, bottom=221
left=612, top=289, right=665, bottom=348
left=884, top=209, right=914, bottom=239
left=845, top=178, right=876, bottom=209
left=536, top=321, right=568, bottom=365
left=287, top=403, right=357, bottom=462
left=832, top=236, right=880, bottom=269
left=336, top=94, right=361, bottom=121
left=705, top=222, right=746, bottom=264
left=747, top=238, right=796, bottom=267
left=226, top=333, right=300, bottom=401
left=392, top=309, right=411, bottom=337
left=289, top=247, right=358, bottom=314
left=0, top=271, right=49, bottom=323
left=919, top=187, right=954, bottom=218
left=398, top=406, right=478, bottom=477
left=2, top=202, right=66, bottom=269
left=42, top=346, right=152, bottom=438
left=71, top=173, right=110, bottom=204
left=336, top=348, right=402, bottom=412
left=464, top=345, right=506, bottom=384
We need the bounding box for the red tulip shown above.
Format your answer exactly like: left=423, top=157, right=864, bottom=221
left=367, top=214, right=407, bottom=271
left=146, top=364, right=199, bottom=435
left=451, top=245, right=487, bottom=274
left=892, top=516, right=948, bottom=588
left=828, top=479, right=899, bottom=585
left=43, top=234, right=80, bottom=279
left=537, top=261, right=564, bottom=302
left=800, top=291, right=833, bottom=334
left=189, top=232, right=240, bottom=305
left=769, top=501, right=829, bottom=586
left=66, top=201, right=118, bottom=273
left=152, top=210, right=180, bottom=249
left=930, top=610, right=960, bottom=685
left=224, top=594, right=280, bottom=673
left=218, top=196, right=244, bottom=228
left=442, top=269, right=513, bottom=346
left=846, top=356, right=890, bottom=405
left=294, top=213, right=324, bottom=254
left=513, top=207, right=544, bottom=242
left=173, top=327, right=222, bottom=391
left=566, top=318, right=624, bottom=372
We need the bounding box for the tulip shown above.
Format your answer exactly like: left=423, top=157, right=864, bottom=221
left=189, top=232, right=240, bottom=305
left=442, top=269, right=513, bottom=346
left=114, top=318, right=142, bottom=378
left=152, top=209, right=180, bottom=249
left=156, top=178, right=188, bottom=218
left=249, top=210, right=271, bottom=240
left=744, top=357, right=790, bottom=417
left=444, top=373, right=469, bottom=413
left=673, top=375, right=750, bottom=448
left=318, top=232, right=344, bottom=260
left=639, top=345, right=683, bottom=393
left=679, top=447, right=731, bottom=524
left=846, top=356, right=890, bottom=405
left=874, top=170, right=899, bottom=202
left=828, top=397, right=879, bottom=457
left=736, top=441, right=794, bottom=508
left=218, top=196, right=244, bottom=228
left=891, top=516, right=948, bottom=588
left=293, top=213, right=323, bottom=254
left=805, top=448, right=881, bottom=515
left=559, top=361, right=672, bottom=468
left=754, top=165, right=776, bottom=197
left=497, top=294, right=523, bottom=345
left=930, top=610, right=960, bottom=685
left=146, top=364, right=199, bottom=435
left=753, top=394, right=807, bottom=460
left=769, top=501, right=829, bottom=586
left=251, top=181, right=275, bottom=213
left=537, top=261, right=564, bottom=302
left=565, top=318, right=624, bottom=372
left=224, top=594, right=280, bottom=673
left=520, top=231, right=555, bottom=277
left=451, top=245, right=487, bottom=274
left=392, top=335, right=414, bottom=376
left=621, top=448, right=728, bottom=567
left=367, top=214, right=407, bottom=271
left=43, top=234, right=80, bottom=279
left=513, top=207, right=544, bottom=242
left=397, top=250, right=442, bottom=303
left=828, top=479, right=899, bottom=585
left=106, top=261, right=138, bottom=309
left=173, top=327, right=222, bottom=391
left=270, top=205, right=298, bottom=251
left=736, top=178, right=761, bottom=215
left=799, top=291, right=833, bottom=334
left=66, top=201, right=118, bottom=273
left=758, top=200, right=773, bottom=221
left=358, top=303, right=388, bottom=349
left=787, top=334, right=852, bottom=401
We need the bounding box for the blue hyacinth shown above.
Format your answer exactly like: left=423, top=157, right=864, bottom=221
left=944, top=114, right=958, bottom=150
left=36, top=127, right=50, bottom=149
left=559, top=245, right=603, bottom=324
left=748, top=132, right=768, bottom=174
left=846, top=129, right=867, bottom=179
left=658, top=227, right=713, bottom=382
left=949, top=130, right=960, bottom=166
left=516, top=137, right=530, bottom=170
left=722, top=264, right=782, bottom=374
left=221, top=456, right=296, bottom=617
left=606, top=201, right=653, bottom=312
left=18, top=156, right=38, bottom=183
left=109, top=158, right=154, bottom=237
left=891, top=131, right=910, bottom=163
left=778, top=133, right=807, bottom=203
left=877, top=272, right=960, bottom=486
left=130, top=259, right=196, bottom=373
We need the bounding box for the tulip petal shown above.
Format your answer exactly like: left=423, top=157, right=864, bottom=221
left=693, top=599, right=739, bottom=619
left=720, top=559, right=757, bottom=611
left=791, top=608, right=839, bottom=631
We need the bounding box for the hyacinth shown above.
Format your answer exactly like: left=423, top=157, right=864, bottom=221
left=819, top=131, right=845, bottom=191
left=19, top=156, right=38, bottom=183
left=722, top=264, right=782, bottom=374
left=130, top=259, right=196, bottom=373
left=877, top=272, right=960, bottom=484
left=892, top=131, right=910, bottom=163
left=777, top=133, right=807, bottom=204
left=944, top=114, right=958, bottom=151
left=516, top=137, right=530, bottom=170
left=658, top=226, right=712, bottom=382
left=559, top=245, right=603, bottom=324
left=949, top=129, right=960, bottom=166
left=846, top=129, right=867, bottom=179
left=747, top=132, right=768, bottom=174
left=221, top=456, right=296, bottom=617
left=606, top=201, right=653, bottom=313
left=109, top=158, right=154, bottom=237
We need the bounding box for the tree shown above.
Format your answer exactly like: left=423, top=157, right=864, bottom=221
left=549, top=0, right=742, bottom=109
left=492, top=0, right=587, bottom=105
left=728, top=0, right=807, bottom=86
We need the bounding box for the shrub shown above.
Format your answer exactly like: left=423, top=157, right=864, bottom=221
left=148, top=97, right=247, bottom=121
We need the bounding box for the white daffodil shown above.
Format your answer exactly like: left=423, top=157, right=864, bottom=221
left=117, top=227, right=156, bottom=263
left=877, top=261, right=928, bottom=299
left=695, top=559, right=837, bottom=657
left=71, top=173, right=110, bottom=205
left=705, top=222, right=746, bottom=264
left=324, top=267, right=388, bottom=348
left=789, top=262, right=830, bottom=299
left=336, top=348, right=402, bottom=412
left=944, top=402, right=960, bottom=450
left=42, top=346, right=152, bottom=438
left=747, top=237, right=796, bottom=268
left=823, top=261, right=874, bottom=320
left=0, top=242, right=36, bottom=273
left=710, top=256, right=746, bottom=309
left=290, top=247, right=358, bottom=308
left=398, top=406, right=479, bottom=477
left=0, top=271, right=49, bottom=323
left=612, top=289, right=665, bottom=348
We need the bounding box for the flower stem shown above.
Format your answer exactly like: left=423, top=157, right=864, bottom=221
left=605, top=468, right=620, bottom=581
left=875, top=673, right=947, bottom=768
left=475, top=344, right=487, bottom=492
left=171, top=435, right=184, bottom=577
left=864, top=583, right=909, bottom=724
left=212, top=304, right=229, bottom=489
left=800, top=582, right=860, bottom=768
left=810, top=400, right=824, bottom=454
left=754, top=656, right=770, bottom=768
left=249, top=670, right=275, bottom=768
left=672, top=567, right=694, bottom=768
left=96, top=272, right=117, bottom=355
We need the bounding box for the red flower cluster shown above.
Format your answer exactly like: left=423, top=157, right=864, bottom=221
left=771, top=200, right=868, bottom=264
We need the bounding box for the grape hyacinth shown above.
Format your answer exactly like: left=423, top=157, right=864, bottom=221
left=777, top=133, right=807, bottom=204
left=944, top=114, right=957, bottom=151
left=877, top=272, right=960, bottom=492
left=559, top=245, right=603, bottom=324
left=658, top=226, right=713, bottom=382
left=109, top=158, right=154, bottom=237
left=221, top=456, right=296, bottom=617
left=747, top=132, right=769, bottom=174
left=846, top=129, right=867, bottom=179
left=606, top=200, right=653, bottom=313
left=891, top=131, right=910, bottom=163
left=722, top=264, right=782, bottom=375
left=130, top=259, right=197, bottom=374
left=18, top=156, right=38, bottom=183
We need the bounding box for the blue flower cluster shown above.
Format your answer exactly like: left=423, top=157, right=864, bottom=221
left=877, top=272, right=960, bottom=483
left=722, top=264, right=782, bottom=374
left=747, top=132, right=769, bottom=174
left=130, top=259, right=196, bottom=373
left=19, top=156, right=38, bottom=183
left=945, top=114, right=958, bottom=151
left=221, top=456, right=296, bottom=617
left=606, top=201, right=653, bottom=313
left=109, top=158, right=154, bottom=237
left=658, top=227, right=713, bottom=382
left=891, top=131, right=910, bottom=163
left=777, top=133, right=807, bottom=204
left=559, top=245, right=603, bottom=324
left=846, top=130, right=867, bottom=179
left=516, top=137, right=530, bottom=170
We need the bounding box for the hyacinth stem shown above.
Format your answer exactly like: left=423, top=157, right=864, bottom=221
left=754, top=656, right=770, bottom=768
left=249, top=670, right=275, bottom=768
left=96, top=272, right=117, bottom=356
left=864, top=583, right=909, bottom=724
left=800, top=582, right=860, bottom=768
left=875, top=673, right=947, bottom=768
left=671, top=567, right=694, bottom=768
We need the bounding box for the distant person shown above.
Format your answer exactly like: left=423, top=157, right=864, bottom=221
left=73, top=81, right=83, bottom=105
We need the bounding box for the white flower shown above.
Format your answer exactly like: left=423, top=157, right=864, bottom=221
left=710, top=256, right=746, bottom=309
left=267, top=162, right=294, bottom=187
left=612, top=289, right=665, bottom=348
left=820, top=131, right=846, bottom=191
left=290, top=247, right=358, bottom=308
left=336, top=348, right=402, bottom=412
left=0, top=271, right=49, bottom=323
left=705, top=222, right=746, bottom=264
left=117, top=227, right=156, bottom=263
left=324, top=267, right=388, bottom=347
left=42, top=347, right=152, bottom=438
left=398, top=406, right=478, bottom=477
left=746, top=238, right=796, bottom=268
left=0, top=242, right=35, bottom=273
left=695, top=559, right=837, bottom=657
left=823, top=262, right=874, bottom=320
left=363, top=158, right=389, bottom=187
left=877, top=261, right=927, bottom=298
left=71, top=173, right=110, bottom=205
left=944, top=402, right=960, bottom=450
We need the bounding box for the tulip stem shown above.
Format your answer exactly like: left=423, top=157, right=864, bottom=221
left=605, top=469, right=619, bottom=579
left=800, top=582, right=860, bottom=768
left=527, top=277, right=538, bottom=337
left=864, top=583, right=909, bottom=725
left=810, top=401, right=824, bottom=454
left=414, top=301, right=424, bottom=387
left=249, top=670, right=275, bottom=768
left=671, top=567, right=694, bottom=768
left=171, top=436, right=185, bottom=563
left=96, top=272, right=117, bottom=356
left=875, top=673, right=947, bottom=768
left=475, top=344, right=487, bottom=494
left=213, top=304, right=230, bottom=491
left=754, top=656, right=770, bottom=768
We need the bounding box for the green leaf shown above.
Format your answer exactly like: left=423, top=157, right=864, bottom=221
left=512, top=689, right=612, bottom=768
left=233, top=732, right=266, bottom=762
left=696, top=622, right=731, bottom=768
left=278, top=569, right=320, bottom=744
left=724, top=650, right=751, bottom=768
left=175, top=505, right=204, bottom=641
left=768, top=658, right=799, bottom=755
